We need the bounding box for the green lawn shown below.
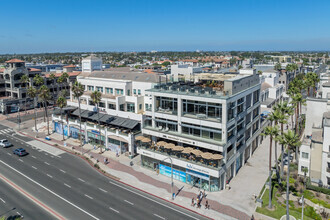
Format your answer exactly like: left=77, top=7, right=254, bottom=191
left=256, top=187, right=320, bottom=220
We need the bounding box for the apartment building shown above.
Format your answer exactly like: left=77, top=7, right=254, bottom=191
left=299, top=71, right=330, bottom=187
left=0, top=59, right=74, bottom=114
left=137, top=69, right=262, bottom=191
left=61, top=67, right=165, bottom=157
left=260, top=69, right=285, bottom=109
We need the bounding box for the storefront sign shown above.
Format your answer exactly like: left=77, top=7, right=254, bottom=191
left=162, top=135, right=195, bottom=145
left=186, top=164, right=210, bottom=175
left=186, top=169, right=210, bottom=181
left=159, top=164, right=186, bottom=183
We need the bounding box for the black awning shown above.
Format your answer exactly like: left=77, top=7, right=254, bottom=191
left=81, top=110, right=94, bottom=119
left=110, top=117, right=139, bottom=129
left=89, top=112, right=106, bottom=121
left=100, top=114, right=115, bottom=124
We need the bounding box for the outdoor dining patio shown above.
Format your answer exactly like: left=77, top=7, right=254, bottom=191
left=136, top=136, right=224, bottom=169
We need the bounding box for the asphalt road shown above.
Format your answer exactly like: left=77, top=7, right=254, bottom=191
left=7, top=111, right=46, bottom=123
left=0, top=123, right=209, bottom=220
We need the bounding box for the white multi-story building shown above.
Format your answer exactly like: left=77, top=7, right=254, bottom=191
left=55, top=67, right=165, bottom=158
left=170, top=64, right=202, bottom=81
left=299, top=68, right=330, bottom=187
left=137, top=69, right=262, bottom=191
left=82, top=55, right=102, bottom=72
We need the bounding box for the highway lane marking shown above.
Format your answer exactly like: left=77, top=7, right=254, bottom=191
left=32, top=156, right=37, bottom=159
left=64, top=183, right=71, bottom=188
left=0, top=160, right=100, bottom=220
left=18, top=159, right=24, bottom=162
left=109, top=207, right=119, bottom=213
left=44, top=162, right=50, bottom=165
left=84, top=194, right=93, bottom=200
left=0, top=198, right=5, bottom=203
left=154, top=214, right=165, bottom=220
left=32, top=166, right=37, bottom=170
left=108, top=181, right=200, bottom=220
left=99, top=188, right=107, bottom=193
left=45, top=153, right=48, bottom=156
left=50, top=156, right=54, bottom=158
left=0, top=173, right=66, bottom=220
left=7, top=153, right=11, bottom=156
left=124, top=200, right=134, bottom=205
left=46, top=174, right=53, bottom=178
left=60, top=169, right=66, bottom=173
left=78, top=178, right=85, bottom=183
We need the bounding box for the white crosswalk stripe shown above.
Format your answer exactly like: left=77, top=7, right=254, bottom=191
left=0, top=129, right=13, bottom=134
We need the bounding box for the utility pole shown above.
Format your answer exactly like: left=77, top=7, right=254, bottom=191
left=17, top=107, right=21, bottom=130
left=162, top=157, right=174, bottom=200
left=300, top=195, right=304, bottom=220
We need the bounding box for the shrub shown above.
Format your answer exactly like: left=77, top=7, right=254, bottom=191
left=289, top=177, right=295, bottom=184
left=94, top=163, right=100, bottom=169
left=294, top=182, right=299, bottom=188
left=293, top=173, right=297, bottom=179
left=304, top=206, right=322, bottom=220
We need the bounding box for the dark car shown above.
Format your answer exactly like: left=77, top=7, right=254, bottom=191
left=13, top=148, right=28, bottom=157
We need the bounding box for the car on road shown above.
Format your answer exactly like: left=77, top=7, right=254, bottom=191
left=13, top=148, right=28, bottom=157
left=0, top=139, right=12, bottom=148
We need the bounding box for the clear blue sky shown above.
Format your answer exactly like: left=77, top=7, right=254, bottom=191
left=1, top=0, right=330, bottom=53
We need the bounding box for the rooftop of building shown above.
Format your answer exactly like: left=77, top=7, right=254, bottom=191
left=5, top=59, right=25, bottom=63
left=79, top=68, right=165, bottom=83
left=322, top=81, right=330, bottom=87
left=63, top=64, right=76, bottom=68
left=83, top=55, right=101, bottom=60
left=261, top=82, right=272, bottom=91
left=44, top=72, right=81, bottom=78
left=28, top=68, right=41, bottom=72
left=311, top=128, right=323, bottom=143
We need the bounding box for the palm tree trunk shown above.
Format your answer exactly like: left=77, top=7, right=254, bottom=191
left=286, top=149, right=291, bottom=220
left=313, top=86, right=315, bottom=97
left=295, top=107, right=298, bottom=134
left=34, top=97, right=37, bottom=131
left=281, top=123, right=284, bottom=178
left=25, top=97, right=27, bottom=114
left=97, top=104, right=102, bottom=153
left=275, top=140, right=279, bottom=182
left=61, top=108, right=64, bottom=141
left=268, top=136, right=273, bottom=209
left=43, top=102, right=46, bottom=122
left=45, top=101, right=50, bottom=135
left=78, top=98, right=83, bottom=153
left=307, top=87, right=310, bottom=97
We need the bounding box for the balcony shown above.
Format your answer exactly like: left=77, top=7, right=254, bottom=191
left=156, top=107, right=177, bottom=115
left=227, top=148, right=235, bottom=160
left=143, top=125, right=224, bottom=146
left=138, top=144, right=224, bottom=170
left=182, top=113, right=222, bottom=123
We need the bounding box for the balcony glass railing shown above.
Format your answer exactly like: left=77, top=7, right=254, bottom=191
left=138, top=144, right=224, bottom=170
left=227, top=149, right=235, bottom=160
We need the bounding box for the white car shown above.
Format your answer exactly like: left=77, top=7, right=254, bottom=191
left=0, top=139, right=12, bottom=148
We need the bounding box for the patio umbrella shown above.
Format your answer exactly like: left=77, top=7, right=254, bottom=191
left=181, top=148, right=193, bottom=154
left=157, top=141, right=167, bottom=146
left=173, top=146, right=184, bottom=151
left=135, top=136, right=145, bottom=141
left=212, top=154, right=223, bottom=160
left=191, top=149, right=202, bottom=156
left=164, top=143, right=175, bottom=149
left=141, top=137, right=151, bottom=143
left=201, top=152, right=213, bottom=159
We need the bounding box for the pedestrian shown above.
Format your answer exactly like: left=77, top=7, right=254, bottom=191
left=203, top=189, right=206, bottom=198
left=191, top=198, right=194, bottom=206
left=104, top=158, right=107, bottom=164
left=93, top=144, right=96, bottom=150
left=205, top=200, right=209, bottom=209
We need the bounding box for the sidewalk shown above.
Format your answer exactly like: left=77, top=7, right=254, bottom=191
left=5, top=118, right=252, bottom=220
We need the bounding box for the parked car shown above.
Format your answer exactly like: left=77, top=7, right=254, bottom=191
left=0, top=139, right=12, bottom=148
left=13, top=148, right=28, bottom=157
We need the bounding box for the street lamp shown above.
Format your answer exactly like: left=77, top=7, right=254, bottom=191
left=299, top=195, right=304, bottom=220
left=162, top=157, right=174, bottom=200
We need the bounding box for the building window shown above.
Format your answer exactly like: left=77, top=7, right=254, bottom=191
left=133, top=89, right=136, bottom=95
left=138, top=89, right=141, bottom=95
left=110, top=88, right=113, bottom=94
left=127, top=90, right=130, bottom=96
left=120, top=104, right=125, bottom=111
left=116, top=89, right=123, bottom=95
left=108, top=103, right=116, bottom=110
left=139, top=104, right=142, bottom=110
left=127, top=103, right=135, bottom=112
left=106, top=88, right=112, bottom=94
left=96, top=87, right=103, bottom=93
left=88, top=85, right=94, bottom=91
left=302, top=152, right=309, bottom=159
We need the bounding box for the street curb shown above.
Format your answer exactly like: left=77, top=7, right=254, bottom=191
left=17, top=131, right=214, bottom=220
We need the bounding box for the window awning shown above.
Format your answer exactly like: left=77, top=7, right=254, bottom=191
left=110, top=117, right=139, bottom=129
left=108, top=135, right=128, bottom=143
left=89, top=112, right=106, bottom=121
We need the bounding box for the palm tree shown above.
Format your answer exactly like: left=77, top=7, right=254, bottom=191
left=268, top=110, right=282, bottom=181
left=291, top=93, right=306, bottom=137
left=262, top=125, right=280, bottom=209
left=278, top=130, right=301, bottom=220
left=56, top=96, right=67, bottom=141
left=20, top=74, right=30, bottom=114
left=49, top=73, right=57, bottom=99
left=274, top=63, right=282, bottom=71
left=33, top=74, right=45, bottom=121
left=90, top=91, right=102, bottom=153
left=39, top=85, right=51, bottom=135
left=310, top=72, right=320, bottom=97
left=72, top=81, right=85, bottom=150
left=27, top=86, right=37, bottom=131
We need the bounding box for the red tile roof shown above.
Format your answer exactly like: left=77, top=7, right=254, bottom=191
left=63, top=64, right=76, bottom=68
left=44, top=72, right=81, bottom=78
left=5, top=58, right=25, bottom=63
left=28, top=68, right=41, bottom=72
